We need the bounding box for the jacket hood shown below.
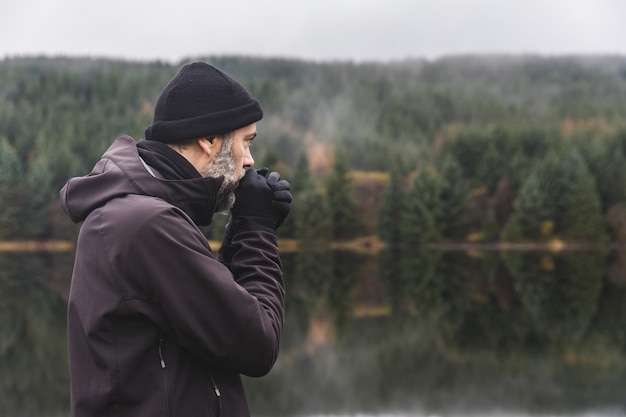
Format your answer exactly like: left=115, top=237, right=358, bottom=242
left=59, top=135, right=224, bottom=226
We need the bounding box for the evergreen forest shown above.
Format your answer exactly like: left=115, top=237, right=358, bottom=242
left=2, top=54, right=626, bottom=247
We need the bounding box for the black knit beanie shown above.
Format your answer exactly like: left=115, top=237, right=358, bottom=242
left=144, top=62, right=263, bottom=143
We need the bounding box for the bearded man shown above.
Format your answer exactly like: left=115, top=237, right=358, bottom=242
left=60, top=62, right=291, bottom=417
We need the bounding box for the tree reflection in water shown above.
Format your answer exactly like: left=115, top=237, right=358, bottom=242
left=246, top=248, right=626, bottom=417
left=0, top=252, right=72, bottom=417
left=2, top=249, right=625, bottom=417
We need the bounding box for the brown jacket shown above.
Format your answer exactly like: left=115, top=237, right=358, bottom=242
left=60, top=136, right=285, bottom=417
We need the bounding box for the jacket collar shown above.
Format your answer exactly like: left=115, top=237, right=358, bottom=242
left=60, top=135, right=225, bottom=226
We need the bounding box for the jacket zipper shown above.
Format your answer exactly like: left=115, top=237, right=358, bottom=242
left=208, top=371, right=222, bottom=417
left=158, top=337, right=173, bottom=417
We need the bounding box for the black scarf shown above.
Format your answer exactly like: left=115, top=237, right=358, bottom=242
left=136, top=140, right=201, bottom=180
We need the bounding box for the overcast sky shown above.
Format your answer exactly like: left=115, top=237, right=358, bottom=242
left=1, top=0, right=625, bottom=63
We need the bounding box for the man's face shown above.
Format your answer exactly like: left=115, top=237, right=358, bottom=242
left=202, top=123, right=256, bottom=213
left=230, top=123, right=257, bottom=180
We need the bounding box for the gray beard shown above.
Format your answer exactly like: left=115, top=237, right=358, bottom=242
left=202, top=138, right=238, bottom=214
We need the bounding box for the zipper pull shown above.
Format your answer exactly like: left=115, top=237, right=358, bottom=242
left=209, top=372, right=221, bottom=398
left=158, top=337, right=166, bottom=369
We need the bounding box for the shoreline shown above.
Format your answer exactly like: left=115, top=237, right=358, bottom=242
left=0, top=240, right=75, bottom=252
left=0, top=237, right=622, bottom=253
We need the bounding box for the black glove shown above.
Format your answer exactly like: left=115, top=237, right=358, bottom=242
left=266, top=170, right=292, bottom=228
left=230, top=168, right=292, bottom=232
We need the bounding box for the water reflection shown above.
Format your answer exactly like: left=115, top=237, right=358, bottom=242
left=0, top=252, right=73, bottom=417
left=246, top=248, right=626, bottom=417
left=1, top=249, right=625, bottom=417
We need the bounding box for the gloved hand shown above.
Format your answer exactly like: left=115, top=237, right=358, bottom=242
left=230, top=168, right=292, bottom=232
left=266, top=170, right=292, bottom=228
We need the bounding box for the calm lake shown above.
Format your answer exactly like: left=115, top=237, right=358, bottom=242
left=1, top=246, right=625, bottom=417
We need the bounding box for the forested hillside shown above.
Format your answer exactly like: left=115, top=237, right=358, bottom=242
left=1, top=55, right=626, bottom=244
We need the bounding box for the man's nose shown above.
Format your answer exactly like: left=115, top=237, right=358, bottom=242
left=243, top=148, right=254, bottom=168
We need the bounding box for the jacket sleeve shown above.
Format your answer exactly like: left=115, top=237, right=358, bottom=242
left=122, top=204, right=285, bottom=377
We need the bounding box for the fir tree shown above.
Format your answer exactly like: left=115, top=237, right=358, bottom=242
left=475, top=138, right=503, bottom=193
left=585, top=137, right=626, bottom=210
left=481, top=209, right=500, bottom=242
left=559, top=149, right=608, bottom=242
left=324, top=145, right=362, bottom=240
left=507, top=151, right=564, bottom=240
left=437, top=156, right=469, bottom=240
left=277, top=153, right=313, bottom=239
left=378, top=168, right=404, bottom=245
left=295, top=187, right=333, bottom=245
left=401, top=169, right=441, bottom=245
left=291, top=153, right=315, bottom=193
left=0, top=137, right=24, bottom=239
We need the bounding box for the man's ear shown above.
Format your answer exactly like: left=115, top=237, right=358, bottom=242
left=197, top=136, right=220, bottom=157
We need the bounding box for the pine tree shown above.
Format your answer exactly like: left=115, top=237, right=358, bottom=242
left=481, top=209, right=500, bottom=242
left=507, top=151, right=564, bottom=240
left=475, top=138, right=503, bottom=193
left=401, top=169, right=441, bottom=245
left=277, top=153, right=313, bottom=239
left=324, top=145, right=362, bottom=240
left=378, top=168, right=404, bottom=245
left=295, top=187, right=333, bottom=245
left=0, top=137, right=24, bottom=239
left=585, top=137, right=626, bottom=210
left=23, top=152, right=55, bottom=237
left=559, top=149, right=607, bottom=242
left=291, top=153, right=315, bottom=194
left=438, top=156, right=469, bottom=240
left=507, top=148, right=607, bottom=242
